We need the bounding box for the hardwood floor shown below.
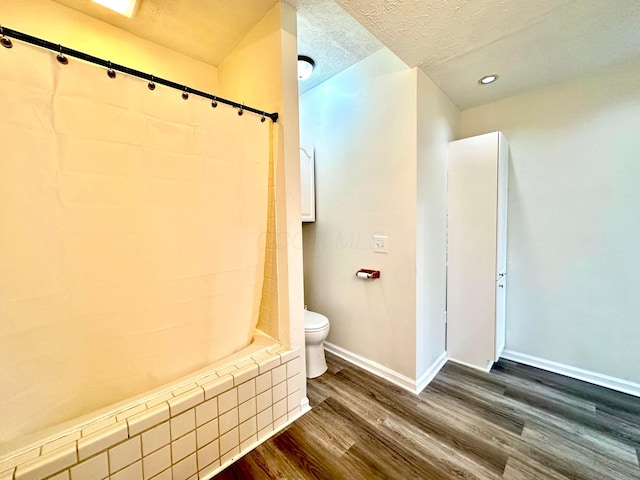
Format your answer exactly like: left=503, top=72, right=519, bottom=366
left=217, top=353, right=640, bottom=479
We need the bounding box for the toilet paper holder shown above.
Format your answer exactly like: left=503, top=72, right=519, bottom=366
left=356, top=269, right=380, bottom=279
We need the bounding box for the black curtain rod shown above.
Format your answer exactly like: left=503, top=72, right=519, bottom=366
left=0, top=26, right=279, bottom=123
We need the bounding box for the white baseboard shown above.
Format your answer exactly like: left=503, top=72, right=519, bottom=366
left=324, top=342, right=446, bottom=395
left=501, top=350, right=640, bottom=398
left=300, top=396, right=311, bottom=414
left=447, top=357, right=494, bottom=373
left=416, top=351, right=448, bottom=394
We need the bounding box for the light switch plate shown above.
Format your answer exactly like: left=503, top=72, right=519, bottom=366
left=373, top=234, right=388, bottom=254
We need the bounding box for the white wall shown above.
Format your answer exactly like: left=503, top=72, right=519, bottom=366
left=415, top=69, right=459, bottom=378
left=460, top=61, right=640, bottom=384
left=300, top=48, right=419, bottom=378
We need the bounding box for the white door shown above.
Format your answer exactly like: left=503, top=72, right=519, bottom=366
left=447, top=132, right=499, bottom=370
left=494, top=133, right=509, bottom=358
left=300, top=145, right=315, bottom=222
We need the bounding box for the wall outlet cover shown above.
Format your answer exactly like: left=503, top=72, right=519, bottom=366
left=373, top=234, right=389, bottom=254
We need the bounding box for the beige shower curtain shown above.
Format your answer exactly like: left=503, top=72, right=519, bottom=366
left=0, top=41, right=270, bottom=445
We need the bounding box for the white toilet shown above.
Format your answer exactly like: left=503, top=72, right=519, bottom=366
left=304, top=309, right=330, bottom=378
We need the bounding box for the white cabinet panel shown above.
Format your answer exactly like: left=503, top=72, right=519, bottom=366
left=447, top=131, right=509, bottom=371
left=300, top=145, right=315, bottom=223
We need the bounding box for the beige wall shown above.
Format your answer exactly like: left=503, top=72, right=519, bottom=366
left=460, top=61, right=640, bottom=384
left=300, top=49, right=459, bottom=382
left=415, top=69, right=459, bottom=377
left=300, top=48, right=419, bottom=378
left=219, top=3, right=305, bottom=393
left=3, top=0, right=219, bottom=92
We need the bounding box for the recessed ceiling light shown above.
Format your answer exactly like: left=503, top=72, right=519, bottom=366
left=298, top=55, right=315, bottom=81
left=91, top=0, right=138, bottom=17
left=478, top=74, right=499, bottom=85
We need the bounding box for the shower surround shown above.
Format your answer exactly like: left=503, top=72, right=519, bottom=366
left=0, top=38, right=305, bottom=479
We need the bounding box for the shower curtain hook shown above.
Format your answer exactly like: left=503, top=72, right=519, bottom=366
left=261, top=114, right=266, bottom=123
left=107, top=61, right=116, bottom=78
left=148, top=75, right=156, bottom=90
left=211, top=97, right=218, bottom=108
left=0, top=26, right=13, bottom=49
left=182, top=86, right=189, bottom=100
left=56, top=44, right=68, bottom=64
left=238, top=103, right=244, bottom=116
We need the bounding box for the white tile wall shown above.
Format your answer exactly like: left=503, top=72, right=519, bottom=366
left=194, top=399, right=217, bottom=427
left=239, top=418, right=257, bottom=443
left=142, top=445, right=170, bottom=480
left=219, top=447, right=239, bottom=467
left=70, top=452, right=108, bottom=480
left=108, top=436, right=141, bottom=474
left=237, top=380, right=256, bottom=404
left=168, top=388, right=204, bottom=417
left=82, top=417, right=117, bottom=437
left=41, top=432, right=81, bottom=455
left=195, top=421, right=218, bottom=449
left=240, top=436, right=257, bottom=452
left=238, top=399, right=256, bottom=424
left=171, top=431, right=196, bottom=463
left=1, top=347, right=302, bottom=480
left=287, top=357, right=301, bottom=378
left=256, top=408, right=273, bottom=432
left=148, top=467, right=171, bottom=480
left=172, top=454, right=196, bottom=480
left=198, top=459, right=220, bottom=480
left=170, top=410, right=195, bottom=441
left=255, top=372, right=272, bottom=394
left=45, top=470, right=68, bottom=480
left=272, top=399, right=288, bottom=422
left=201, top=375, right=233, bottom=400
left=272, top=381, right=287, bottom=403
left=256, top=390, right=272, bottom=413
left=217, top=390, right=238, bottom=415
left=219, top=429, right=239, bottom=457
left=231, top=364, right=259, bottom=386
left=78, top=423, right=128, bottom=461
left=218, top=408, right=239, bottom=435
left=110, top=460, right=142, bottom=480
left=141, top=423, right=170, bottom=457
left=271, top=365, right=287, bottom=385
left=128, top=405, right=169, bottom=437
left=257, top=424, right=273, bottom=442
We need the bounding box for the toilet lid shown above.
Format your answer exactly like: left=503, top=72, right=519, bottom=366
left=304, top=310, right=329, bottom=330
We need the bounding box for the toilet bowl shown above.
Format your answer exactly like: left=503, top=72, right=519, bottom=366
left=304, top=310, right=330, bottom=378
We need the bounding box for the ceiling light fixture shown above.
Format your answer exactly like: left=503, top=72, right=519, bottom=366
left=298, top=55, right=315, bottom=81
left=478, top=74, right=499, bottom=85
left=91, top=0, right=138, bottom=17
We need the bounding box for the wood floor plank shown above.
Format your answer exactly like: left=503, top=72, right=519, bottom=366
left=218, top=354, right=640, bottom=479
left=425, top=379, right=525, bottom=435
left=316, top=395, right=481, bottom=480
left=501, top=456, right=573, bottom=480
left=521, top=425, right=640, bottom=480
left=433, top=368, right=640, bottom=466
left=315, top=368, right=502, bottom=479
left=493, top=360, right=640, bottom=416
left=504, top=382, right=640, bottom=450
left=334, top=367, right=510, bottom=475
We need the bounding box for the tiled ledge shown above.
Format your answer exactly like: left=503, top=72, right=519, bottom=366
left=0, top=345, right=304, bottom=480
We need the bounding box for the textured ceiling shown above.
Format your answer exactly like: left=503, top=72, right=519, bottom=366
left=333, top=0, right=640, bottom=109
left=286, top=0, right=383, bottom=94
left=52, top=0, right=279, bottom=66
left=49, top=0, right=640, bottom=109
